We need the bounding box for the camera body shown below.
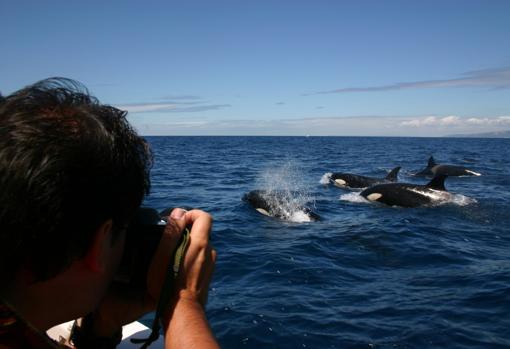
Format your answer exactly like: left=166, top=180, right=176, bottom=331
left=115, top=207, right=169, bottom=289
left=113, top=206, right=191, bottom=347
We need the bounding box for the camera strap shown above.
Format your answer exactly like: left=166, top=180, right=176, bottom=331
left=130, top=227, right=191, bottom=348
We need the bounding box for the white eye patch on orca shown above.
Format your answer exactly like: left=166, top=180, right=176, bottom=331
left=334, top=179, right=346, bottom=186
left=256, top=208, right=271, bottom=216
left=367, top=193, right=382, bottom=201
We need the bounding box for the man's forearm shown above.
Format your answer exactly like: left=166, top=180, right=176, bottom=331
left=164, top=299, right=219, bottom=349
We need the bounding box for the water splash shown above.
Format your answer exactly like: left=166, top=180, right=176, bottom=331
left=340, top=192, right=370, bottom=204
left=288, top=210, right=314, bottom=223
left=320, top=172, right=332, bottom=185
left=255, top=161, right=316, bottom=223
left=443, top=193, right=478, bottom=206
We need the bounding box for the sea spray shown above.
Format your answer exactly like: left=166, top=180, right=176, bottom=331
left=340, top=192, right=370, bottom=204
left=255, top=161, right=316, bottom=223
left=320, top=172, right=332, bottom=185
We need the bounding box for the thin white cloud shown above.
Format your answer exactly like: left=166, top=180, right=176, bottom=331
left=117, top=102, right=179, bottom=113
left=400, top=115, right=510, bottom=128
left=171, top=104, right=231, bottom=113
left=465, top=116, right=510, bottom=125
left=308, top=66, right=510, bottom=95
left=466, top=117, right=489, bottom=125
left=440, top=116, right=461, bottom=126
left=400, top=115, right=462, bottom=127
left=115, top=100, right=231, bottom=113
left=158, top=95, right=202, bottom=101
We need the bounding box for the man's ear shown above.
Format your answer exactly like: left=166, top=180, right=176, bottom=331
left=83, top=219, right=113, bottom=273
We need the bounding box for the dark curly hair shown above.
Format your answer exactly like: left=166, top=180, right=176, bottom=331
left=0, top=78, right=152, bottom=283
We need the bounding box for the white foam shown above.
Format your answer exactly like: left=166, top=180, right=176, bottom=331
left=340, top=192, right=369, bottom=203
left=289, top=211, right=313, bottom=223
left=448, top=193, right=478, bottom=206
left=320, top=172, right=332, bottom=185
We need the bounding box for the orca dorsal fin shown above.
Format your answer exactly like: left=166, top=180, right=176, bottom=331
left=385, top=166, right=401, bottom=181
left=426, top=174, right=447, bottom=191
left=428, top=156, right=437, bottom=168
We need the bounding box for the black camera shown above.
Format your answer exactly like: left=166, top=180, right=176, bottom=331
left=114, top=207, right=191, bottom=348
left=115, top=207, right=187, bottom=290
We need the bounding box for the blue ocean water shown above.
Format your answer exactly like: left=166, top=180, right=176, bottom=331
left=142, top=136, right=510, bottom=349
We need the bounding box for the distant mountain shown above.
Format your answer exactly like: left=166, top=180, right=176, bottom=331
left=447, top=130, right=510, bottom=138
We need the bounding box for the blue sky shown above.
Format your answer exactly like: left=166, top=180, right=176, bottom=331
left=1, top=0, right=509, bottom=136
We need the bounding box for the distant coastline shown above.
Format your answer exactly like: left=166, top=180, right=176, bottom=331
left=446, top=130, right=510, bottom=138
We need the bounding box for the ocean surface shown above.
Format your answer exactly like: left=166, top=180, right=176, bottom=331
left=141, top=136, right=509, bottom=349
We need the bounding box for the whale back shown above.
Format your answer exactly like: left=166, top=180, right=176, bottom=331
left=361, top=183, right=431, bottom=207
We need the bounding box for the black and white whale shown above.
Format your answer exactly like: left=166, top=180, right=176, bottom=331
left=360, top=175, right=453, bottom=207
left=415, top=156, right=481, bottom=177
left=329, top=166, right=401, bottom=189
left=243, top=190, right=320, bottom=222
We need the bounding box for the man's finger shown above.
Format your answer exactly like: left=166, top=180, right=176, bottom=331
left=184, top=210, right=213, bottom=244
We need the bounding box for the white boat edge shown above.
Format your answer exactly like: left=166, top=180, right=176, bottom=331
left=47, top=320, right=164, bottom=348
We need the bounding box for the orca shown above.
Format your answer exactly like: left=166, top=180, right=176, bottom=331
left=330, top=166, right=401, bottom=189
left=415, top=156, right=481, bottom=177
left=360, top=175, right=452, bottom=208
left=243, top=190, right=320, bottom=222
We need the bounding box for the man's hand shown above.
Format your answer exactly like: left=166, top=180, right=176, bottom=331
left=164, top=209, right=219, bottom=349
left=148, top=207, right=217, bottom=310
left=173, top=209, right=216, bottom=308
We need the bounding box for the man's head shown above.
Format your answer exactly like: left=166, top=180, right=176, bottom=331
left=0, top=78, right=152, bottom=286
